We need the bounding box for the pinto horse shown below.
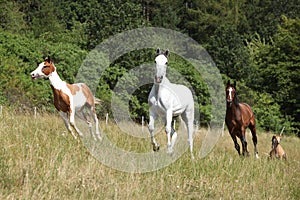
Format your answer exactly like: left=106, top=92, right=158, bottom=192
left=225, top=80, right=259, bottom=158
left=31, top=56, right=102, bottom=141
left=148, top=48, right=195, bottom=159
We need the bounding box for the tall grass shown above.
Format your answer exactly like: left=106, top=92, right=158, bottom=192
left=0, top=107, right=299, bottom=199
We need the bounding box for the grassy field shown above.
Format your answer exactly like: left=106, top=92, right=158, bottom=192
left=0, top=107, right=299, bottom=199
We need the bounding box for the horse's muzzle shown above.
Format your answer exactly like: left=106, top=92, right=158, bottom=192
left=227, top=100, right=232, bottom=107
left=31, top=73, right=37, bottom=80
left=155, top=76, right=163, bottom=83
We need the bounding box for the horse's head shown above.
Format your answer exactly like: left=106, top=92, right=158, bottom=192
left=31, top=56, right=56, bottom=80
left=154, top=48, right=169, bottom=84
left=226, top=80, right=236, bottom=107
left=272, top=135, right=281, bottom=148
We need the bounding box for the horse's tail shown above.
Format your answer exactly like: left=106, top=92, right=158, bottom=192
left=94, top=97, right=102, bottom=105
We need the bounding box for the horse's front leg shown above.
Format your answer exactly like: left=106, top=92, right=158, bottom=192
left=230, top=132, right=240, bottom=155
left=148, top=111, right=159, bottom=151
left=240, top=127, right=249, bottom=156
left=59, top=111, right=77, bottom=139
left=69, top=109, right=83, bottom=138
left=166, top=109, right=173, bottom=154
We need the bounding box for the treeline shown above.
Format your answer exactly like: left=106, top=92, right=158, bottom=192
left=0, top=0, right=299, bottom=135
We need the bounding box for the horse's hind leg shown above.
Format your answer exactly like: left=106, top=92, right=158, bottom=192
left=239, top=127, right=249, bottom=156
left=75, top=109, right=97, bottom=140
left=249, top=121, right=259, bottom=158
left=182, top=110, right=195, bottom=159
left=169, top=123, right=177, bottom=154
left=90, top=106, right=102, bottom=141
left=59, top=111, right=78, bottom=140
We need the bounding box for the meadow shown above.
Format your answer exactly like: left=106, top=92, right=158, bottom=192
left=0, top=107, right=299, bottom=199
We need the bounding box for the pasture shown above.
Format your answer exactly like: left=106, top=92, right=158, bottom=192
left=0, top=108, right=299, bottom=199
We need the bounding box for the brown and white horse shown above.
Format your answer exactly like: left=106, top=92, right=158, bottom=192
left=225, top=80, right=258, bottom=158
left=31, top=56, right=101, bottom=141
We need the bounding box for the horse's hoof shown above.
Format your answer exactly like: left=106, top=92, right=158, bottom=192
left=153, top=145, right=160, bottom=152
left=167, top=146, right=173, bottom=155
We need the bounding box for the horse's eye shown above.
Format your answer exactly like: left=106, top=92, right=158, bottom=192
left=42, top=65, right=48, bottom=69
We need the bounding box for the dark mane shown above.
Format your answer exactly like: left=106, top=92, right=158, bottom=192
left=233, top=90, right=239, bottom=107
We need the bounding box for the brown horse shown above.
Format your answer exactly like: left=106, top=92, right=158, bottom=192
left=225, top=80, right=259, bottom=158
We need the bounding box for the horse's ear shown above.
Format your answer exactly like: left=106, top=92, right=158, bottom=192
left=44, top=56, right=51, bottom=63
left=156, top=48, right=161, bottom=56
left=164, top=49, right=170, bottom=57
left=227, top=80, right=230, bottom=87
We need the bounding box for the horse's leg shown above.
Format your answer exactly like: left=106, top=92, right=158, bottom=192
left=89, top=106, right=101, bottom=141
left=170, top=125, right=177, bottom=154
left=166, top=109, right=173, bottom=154
left=69, top=109, right=83, bottom=138
left=240, top=127, right=249, bottom=156
left=59, top=111, right=77, bottom=140
left=240, top=128, right=249, bottom=156
left=75, top=108, right=97, bottom=140
left=148, top=110, right=159, bottom=151
left=230, top=132, right=240, bottom=155
left=249, top=120, right=259, bottom=158
left=92, top=108, right=101, bottom=141
left=182, top=111, right=195, bottom=159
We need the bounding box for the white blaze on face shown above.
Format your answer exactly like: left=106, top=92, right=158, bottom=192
left=228, top=87, right=233, bottom=101
left=31, top=62, right=45, bottom=79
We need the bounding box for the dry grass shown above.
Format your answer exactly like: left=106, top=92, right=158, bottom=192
left=0, top=107, right=299, bottom=199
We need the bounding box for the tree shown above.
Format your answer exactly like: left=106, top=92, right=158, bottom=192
left=247, top=16, right=300, bottom=133
left=0, top=1, right=27, bottom=33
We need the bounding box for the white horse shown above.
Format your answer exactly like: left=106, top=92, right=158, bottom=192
left=148, top=48, right=195, bottom=159
left=30, top=56, right=102, bottom=141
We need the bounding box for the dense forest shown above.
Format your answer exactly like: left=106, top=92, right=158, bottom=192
left=0, top=0, right=299, bottom=135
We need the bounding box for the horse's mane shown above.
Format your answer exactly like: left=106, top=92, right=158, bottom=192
left=234, top=91, right=239, bottom=107
left=231, top=84, right=239, bottom=107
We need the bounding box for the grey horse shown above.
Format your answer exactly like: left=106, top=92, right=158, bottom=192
left=148, top=48, right=195, bottom=159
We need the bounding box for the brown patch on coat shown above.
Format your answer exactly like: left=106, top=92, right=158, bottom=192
left=50, top=85, right=71, bottom=113
left=81, top=84, right=95, bottom=111
left=42, top=61, right=55, bottom=76
left=67, top=84, right=80, bottom=95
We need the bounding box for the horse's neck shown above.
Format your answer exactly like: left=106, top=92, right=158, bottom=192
left=48, top=70, right=66, bottom=89
left=234, top=95, right=239, bottom=106
left=154, top=76, right=170, bottom=96
left=226, top=102, right=239, bottom=115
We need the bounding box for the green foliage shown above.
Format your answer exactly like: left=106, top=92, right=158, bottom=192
left=0, top=1, right=27, bottom=33
left=208, top=24, right=253, bottom=80
left=246, top=16, right=300, bottom=134
left=0, top=0, right=299, bottom=135
left=253, top=93, right=287, bottom=132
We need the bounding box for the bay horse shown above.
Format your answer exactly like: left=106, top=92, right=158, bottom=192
left=30, top=56, right=102, bottom=141
left=225, top=80, right=259, bottom=158
left=148, top=48, right=195, bottom=159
